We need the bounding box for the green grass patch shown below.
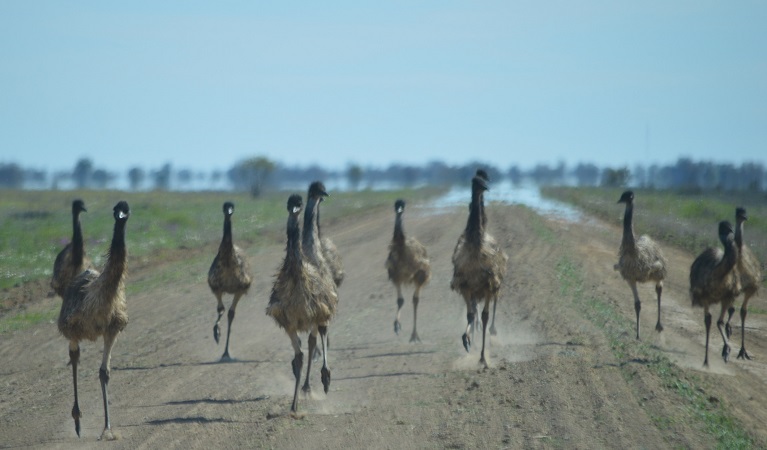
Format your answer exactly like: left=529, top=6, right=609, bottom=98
left=555, top=253, right=756, bottom=449
left=0, top=187, right=446, bottom=291
left=0, top=305, right=58, bottom=333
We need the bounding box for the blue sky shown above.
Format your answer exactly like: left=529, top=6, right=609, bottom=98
left=1, top=1, right=765, bottom=175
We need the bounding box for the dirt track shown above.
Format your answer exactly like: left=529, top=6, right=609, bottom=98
left=1, top=200, right=766, bottom=449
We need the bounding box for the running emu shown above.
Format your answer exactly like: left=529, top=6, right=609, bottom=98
left=690, top=221, right=740, bottom=367
left=267, top=194, right=337, bottom=415
left=451, top=175, right=508, bottom=368
left=208, top=202, right=252, bottom=361
left=725, top=207, right=762, bottom=359
left=51, top=199, right=91, bottom=298
left=386, top=199, right=431, bottom=342
left=615, top=190, right=667, bottom=339
left=58, top=201, right=130, bottom=440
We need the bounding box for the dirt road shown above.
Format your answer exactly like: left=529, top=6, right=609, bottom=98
left=1, top=200, right=766, bottom=449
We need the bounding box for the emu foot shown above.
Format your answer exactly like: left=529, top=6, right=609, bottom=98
left=655, top=322, right=663, bottom=332
left=213, top=324, right=221, bottom=344
left=737, top=347, right=752, bottom=360
left=72, top=405, right=82, bottom=437
left=462, top=333, right=471, bottom=353
left=479, top=355, right=489, bottom=369
left=394, top=320, right=401, bottom=335
left=220, top=352, right=233, bottom=362
left=301, top=383, right=311, bottom=395
left=321, top=367, right=331, bottom=393
left=410, top=331, right=421, bottom=343
left=99, top=428, right=119, bottom=441
left=489, top=325, right=497, bottom=336
left=722, top=344, right=731, bottom=363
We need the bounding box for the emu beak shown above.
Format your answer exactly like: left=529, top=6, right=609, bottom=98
left=119, top=211, right=128, bottom=219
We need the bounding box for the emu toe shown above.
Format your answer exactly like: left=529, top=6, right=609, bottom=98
left=489, top=325, right=497, bottom=336
left=321, top=367, right=331, bottom=393
left=213, top=324, right=221, bottom=344
left=462, top=333, right=471, bottom=352
left=410, top=331, right=421, bottom=343
left=722, top=344, right=731, bottom=363
left=72, top=405, right=82, bottom=437
left=220, top=352, right=232, bottom=362
left=737, top=347, right=752, bottom=360
left=394, top=320, right=401, bottom=335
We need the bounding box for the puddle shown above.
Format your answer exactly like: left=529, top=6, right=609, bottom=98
left=430, top=181, right=585, bottom=223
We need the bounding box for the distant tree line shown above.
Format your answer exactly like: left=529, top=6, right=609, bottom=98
left=1, top=156, right=764, bottom=194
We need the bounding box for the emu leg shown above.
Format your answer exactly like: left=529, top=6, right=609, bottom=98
left=319, top=325, right=331, bottom=393
left=479, top=300, right=490, bottom=369
left=68, top=341, right=82, bottom=437
left=302, top=330, right=317, bottom=394
left=489, top=297, right=498, bottom=336
left=703, top=310, right=712, bottom=368
left=288, top=331, right=303, bottom=414
left=716, top=303, right=731, bottom=363
left=213, top=293, right=225, bottom=344
left=221, top=292, right=243, bottom=361
left=410, top=286, right=422, bottom=343
left=628, top=281, right=641, bottom=339
left=462, top=301, right=475, bottom=352
left=655, top=282, right=663, bottom=332
left=98, top=332, right=119, bottom=441
left=725, top=305, right=736, bottom=339
left=394, top=284, right=404, bottom=335
left=737, top=295, right=753, bottom=360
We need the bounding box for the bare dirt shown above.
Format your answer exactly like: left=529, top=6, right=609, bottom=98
left=1, top=201, right=766, bottom=449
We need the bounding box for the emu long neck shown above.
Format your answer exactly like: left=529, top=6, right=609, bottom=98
left=621, top=202, right=636, bottom=248
left=101, top=220, right=128, bottom=299
left=302, top=197, right=322, bottom=263
left=715, top=234, right=739, bottom=278
left=284, top=214, right=303, bottom=276
left=219, top=216, right=234, bottom=257
left=393, top=214, right=405, bottom=245
left=735, top=220, right=745, bottom=250
left=466, top=189, right=484, bottom=246
left=71, top=210, right=85, bottom=265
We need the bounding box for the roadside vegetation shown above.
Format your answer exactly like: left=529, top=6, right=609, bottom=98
left=542, top=186, right=767, bottom=276
left=0, top=187, right=445, bottom=314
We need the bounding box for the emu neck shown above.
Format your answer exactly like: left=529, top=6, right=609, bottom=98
left=621, top=202, right=636, bottom=249
left=284, top=214, right=303, bottom=276
left=393, top=214, right=405, bottom=245
left=71, top=211, right=85, bottom=265
left=219, top=216, right=234, bottom=257
left=735, top=220, right=745, bottom=250
left=302, top=197, right=322, bottom=263
left=466, top=189, right=484, bottom=246
left=102, top=220, right=128, bottom=298
left=716, top=233, right=739, bottom=277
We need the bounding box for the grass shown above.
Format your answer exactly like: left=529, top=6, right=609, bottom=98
left=0, top=305, right=58, bottom=333
left=0, top=186, right=446, bottom=292
left=541, top=186, right=767, bottom=262
left=555, top=253, right=756, bottom=449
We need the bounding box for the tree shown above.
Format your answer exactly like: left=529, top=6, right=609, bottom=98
left=601, top=167, right=630, bottom=188
left=346, top=164, right=363, bottom=190
left=152, top=163, right=172, bottom=191
left=72, top=158, right=94, bottom=189
left=228, top=156, right=276, bottom=197
left=0, top=163, right=24, bottom=189
left=91, top=169, right=113, bottom=189
left=128, top=167, right=145, bottom=191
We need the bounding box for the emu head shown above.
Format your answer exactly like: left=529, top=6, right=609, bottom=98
left=475, top=169, right=489, bottom=182
left=617, top=191, right=634, bottom=204
left=113, top=201, right=130, bottom=221
left=308, top=181, right=329, bottom=201
left=736, top=207, right=748, bottom=222
left=718, top=220, right=734, bottom=241
left=472, top=175, right=489, bottom=193
left=394, top=199, right=406, bottom=214
left=287, top=194, right=303, bottom=215
left=222, top=202, right=234, bottom=216
left=72, top=199, right=87, bottom=214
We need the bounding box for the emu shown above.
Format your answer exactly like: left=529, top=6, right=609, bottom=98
left=208, top=202, right=252, bottom=361
left=58, top=201, right=130, bottom=440
left=451, top=175, right=508, bottom=368
left=386, top=199, right=431, bottom=342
